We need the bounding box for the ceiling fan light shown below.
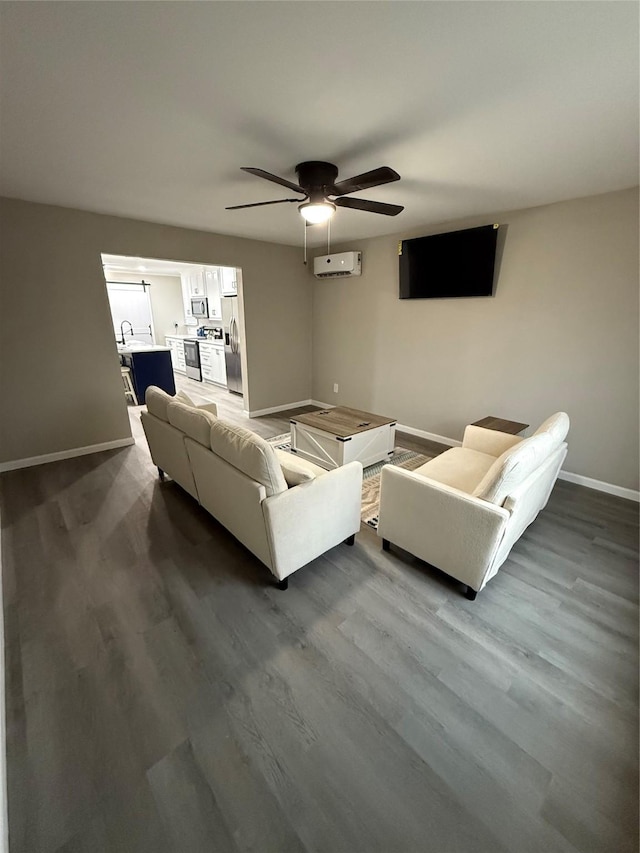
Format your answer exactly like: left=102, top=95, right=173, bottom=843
left=299, top=201, right=336, bottom=224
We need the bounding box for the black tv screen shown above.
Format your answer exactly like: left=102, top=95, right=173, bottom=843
left=399, top=224, right=499, bottom=299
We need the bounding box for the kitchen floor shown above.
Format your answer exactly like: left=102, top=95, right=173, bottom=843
left=170, top=373, right=318, bottom=439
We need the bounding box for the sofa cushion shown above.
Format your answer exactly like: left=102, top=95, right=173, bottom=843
left=413, top=447, right=496, bottom=494
left=197, top=402, right=218, bottom=417
left=209, top=420, right=287, bottom=496
left=533, top=411, right=570, bottom=446
left=145, top=385, right=173, bottom=422
left=167, top=401, right=218, bottom=447
left=473, top=432, right=556, bottom=506
left=275, top=449, right=327, bottom=487
left=175, top=389, right=195, bottom=407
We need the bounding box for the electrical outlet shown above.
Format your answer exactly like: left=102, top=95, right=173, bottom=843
left=333, top=383, right=339, bottom=394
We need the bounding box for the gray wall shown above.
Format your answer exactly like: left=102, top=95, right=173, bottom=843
left=0, top=197, right=312, bottom=465
left=2, top=190, right=637, bottom=490
left=311, top=188, right=639, bottom=490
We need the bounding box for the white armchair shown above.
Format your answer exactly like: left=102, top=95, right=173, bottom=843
left=377, top=413, right=569, bottom=598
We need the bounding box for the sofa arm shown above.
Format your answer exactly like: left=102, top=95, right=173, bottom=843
left=262, top=461, right=363, bottom=580
left=197, top=402, right=218, bottom=416
left=462, top=425, right=522, bottom=457
left=378, top=465, right=510, bottom=591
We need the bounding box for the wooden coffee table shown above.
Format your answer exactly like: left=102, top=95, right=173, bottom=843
left=290, top=406, right=397, bottom=470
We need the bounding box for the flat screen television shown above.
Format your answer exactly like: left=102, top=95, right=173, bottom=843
left=399, top=224, right=499, bottom=299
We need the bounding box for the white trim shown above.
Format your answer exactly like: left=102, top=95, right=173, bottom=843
left=246, top=399, right=314, bottom=418
left=557, top=470, right=639, bottom=502
left=311, top=399, right=334, bottom=409
left=0, top=437, right=135, bottom=473
left=396, top=422, right=462, bottom=448
left=0, top=506, right=7, bottom=853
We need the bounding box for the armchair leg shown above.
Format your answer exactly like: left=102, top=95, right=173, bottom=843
left=276, top=578, right=289, bottom=591
left=344, top=534, right=356, bottom=546
left=158, top=468, right=165, bottom=481
left=382, top=538, right=391, bottom=551
left=465, top=586, right=477, bottom=601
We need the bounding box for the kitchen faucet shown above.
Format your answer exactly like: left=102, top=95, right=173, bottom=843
left=120, top=320, right=134, bottom=345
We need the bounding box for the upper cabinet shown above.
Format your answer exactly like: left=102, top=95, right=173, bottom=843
left=184, top=270, right=205, bottom=296
left=204, top=269, right=222, bottom=320
left=180, top=270, right=203, bottom=325
left=220, top=266, right=238, bottom=296
left=180, top=275, right=193, bottom=324
left=179, top=265, right=236, bottom=325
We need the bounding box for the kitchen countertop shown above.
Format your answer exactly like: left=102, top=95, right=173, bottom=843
left=165, top=335, right=224, bottom=346
left=118, top=344, right=170, bottom=354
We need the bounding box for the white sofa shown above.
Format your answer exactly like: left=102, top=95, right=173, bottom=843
left=140, top=387, right=363, bottom=588
left=377, top=413, right=570, bottom=599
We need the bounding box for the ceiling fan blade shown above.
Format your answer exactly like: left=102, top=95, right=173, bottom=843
left=241, top=167, right=305, bottom=194
left=225, top=198, right=302, bottom=210
left=335, top=197, right=404, bottom=216
left=330, top=166, right=400, bottom=196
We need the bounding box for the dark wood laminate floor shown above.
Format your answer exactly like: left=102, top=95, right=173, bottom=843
left=1, top=379, right=638, bottom=852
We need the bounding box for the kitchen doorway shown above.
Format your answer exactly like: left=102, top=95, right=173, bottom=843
left=101, top=253, right=247, bottom=410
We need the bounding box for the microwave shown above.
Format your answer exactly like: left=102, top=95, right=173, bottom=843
left=190, top=297, right=209, bottom=318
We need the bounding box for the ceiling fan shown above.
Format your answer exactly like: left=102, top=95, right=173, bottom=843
left=226, top=161, right=404, bottom=224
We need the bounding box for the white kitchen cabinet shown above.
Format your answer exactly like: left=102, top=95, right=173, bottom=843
left=199, top=342, right=226, bottom=386
left=220, top=266, right=238, bottom=296
left=198, top=341, right=213, bottom=379
left=180, top=277, right=194, bottom=324
left=165, top=337, right=186, bottom=374
left=183, top=269, right=205, bottom=296
left=204, top=269, right=222, bottom=320
left=181, top=268, right=223, bottom=326
left=211, top=346, right=227, bottom=385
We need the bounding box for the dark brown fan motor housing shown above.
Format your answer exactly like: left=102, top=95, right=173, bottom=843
left=226, top=161, right=404, bottom=217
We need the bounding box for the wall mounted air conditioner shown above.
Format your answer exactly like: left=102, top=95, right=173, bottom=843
left=313, top=251, right=362, bottom=279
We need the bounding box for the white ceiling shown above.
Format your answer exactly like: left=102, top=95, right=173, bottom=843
left=102, top=253, right=211, bottom=278
left=1, top=2, right=637, bottom=248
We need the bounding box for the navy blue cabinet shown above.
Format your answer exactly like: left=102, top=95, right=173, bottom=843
left=121, top=350, right=175, bottom=402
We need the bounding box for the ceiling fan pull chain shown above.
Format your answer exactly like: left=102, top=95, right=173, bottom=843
left=303, top=218, right=307, bottom=265
left=327, top=217, right=331, bottom=255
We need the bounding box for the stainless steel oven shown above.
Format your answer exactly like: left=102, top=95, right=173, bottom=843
left=183, top=339, right=202, bottom=381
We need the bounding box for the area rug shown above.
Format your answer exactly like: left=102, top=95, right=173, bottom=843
left=268, top=434, right=432, bottom=530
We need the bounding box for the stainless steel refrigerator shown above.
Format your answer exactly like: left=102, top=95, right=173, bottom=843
left=222, top=296, right=243, bottom=394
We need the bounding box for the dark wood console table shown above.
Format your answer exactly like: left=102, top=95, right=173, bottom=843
left=471, top=416, right=529, bottom=435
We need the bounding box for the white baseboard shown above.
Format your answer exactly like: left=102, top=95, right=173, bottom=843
left=306, top=412, right=460, bottom=450
left=557, top=470, right=639, bottom=502
left=246, top=399, right=314, bottom=418
left=397, top=424, right=638, bottom=501
left=396, top=423, right=639, bottom=501
left=0, top=437, right=135, bottom=473
left=396, top=422, right=462, bottom=448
